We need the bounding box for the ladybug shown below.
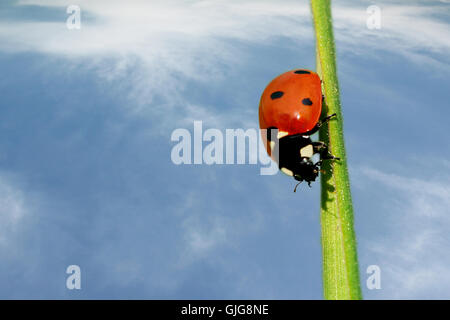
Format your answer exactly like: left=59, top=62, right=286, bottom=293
left=259, top=69, right=339, bottom=190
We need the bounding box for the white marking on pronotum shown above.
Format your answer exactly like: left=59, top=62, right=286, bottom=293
left=281, top=167, right=293, bottom=176
left=277, top=131, right=289, bottom=139
left=300, top=144, right=313, bottom=158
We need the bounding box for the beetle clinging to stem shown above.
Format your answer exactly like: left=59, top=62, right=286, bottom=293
left=259, top=69, right=340, bottom=191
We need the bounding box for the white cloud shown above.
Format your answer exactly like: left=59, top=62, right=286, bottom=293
left=183, top=215, right=227, bottom=255
left=359, top=166, right=450, bottom=299
left=1, top=1, right=449, bottom=297
left=174, top=183, right=265, bottom=268
left=334, top=4, right=450, bottom=53
left=3, top=0, right=312, bottom=113
left=2, top=0, right=448, bottom=117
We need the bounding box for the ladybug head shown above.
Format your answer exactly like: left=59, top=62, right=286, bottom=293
left=293, top=160, right=320, bottom=191
left=293, top=159, right=320, bottom=183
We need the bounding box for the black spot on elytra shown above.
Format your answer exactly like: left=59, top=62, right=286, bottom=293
left=302, top=98, right=313, bottom=106
left=270, top=91, right=284, bottom=100
left=294, top=70, right=311, bottom=74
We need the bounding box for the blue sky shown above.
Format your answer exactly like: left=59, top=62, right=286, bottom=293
left=0, top=0, right=449, bottom=299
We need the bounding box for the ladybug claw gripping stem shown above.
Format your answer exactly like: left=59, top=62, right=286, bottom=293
left=322, top=113, right=336, bottom=124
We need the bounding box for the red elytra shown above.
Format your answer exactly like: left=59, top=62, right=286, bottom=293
left=259, top=69, right=322, bottom=157
left=259, top=69, right=322, bottom=134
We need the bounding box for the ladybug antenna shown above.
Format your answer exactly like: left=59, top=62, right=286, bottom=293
left=293, top=181, right=302, bottom=193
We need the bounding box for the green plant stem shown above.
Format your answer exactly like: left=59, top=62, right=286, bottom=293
left=311, top=0, right=362, bottom=300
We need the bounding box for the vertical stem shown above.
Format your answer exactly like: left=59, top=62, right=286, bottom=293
left=311, top=0, right=362, bottom=300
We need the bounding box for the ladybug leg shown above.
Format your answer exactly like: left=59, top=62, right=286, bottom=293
left=301, top=113, right=337, bottom=136
left=323, top=153, right=340, bottom=161
left=312, top=141, right=340, bottom=161
left=312, top=141, right=331, bottom=156
left=312, top=141, right=326, bottom=153
left=319, top=113, right=337, bottom=127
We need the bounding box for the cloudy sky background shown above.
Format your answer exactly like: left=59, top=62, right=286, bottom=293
left=0, top=0, right=449, bottom=299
